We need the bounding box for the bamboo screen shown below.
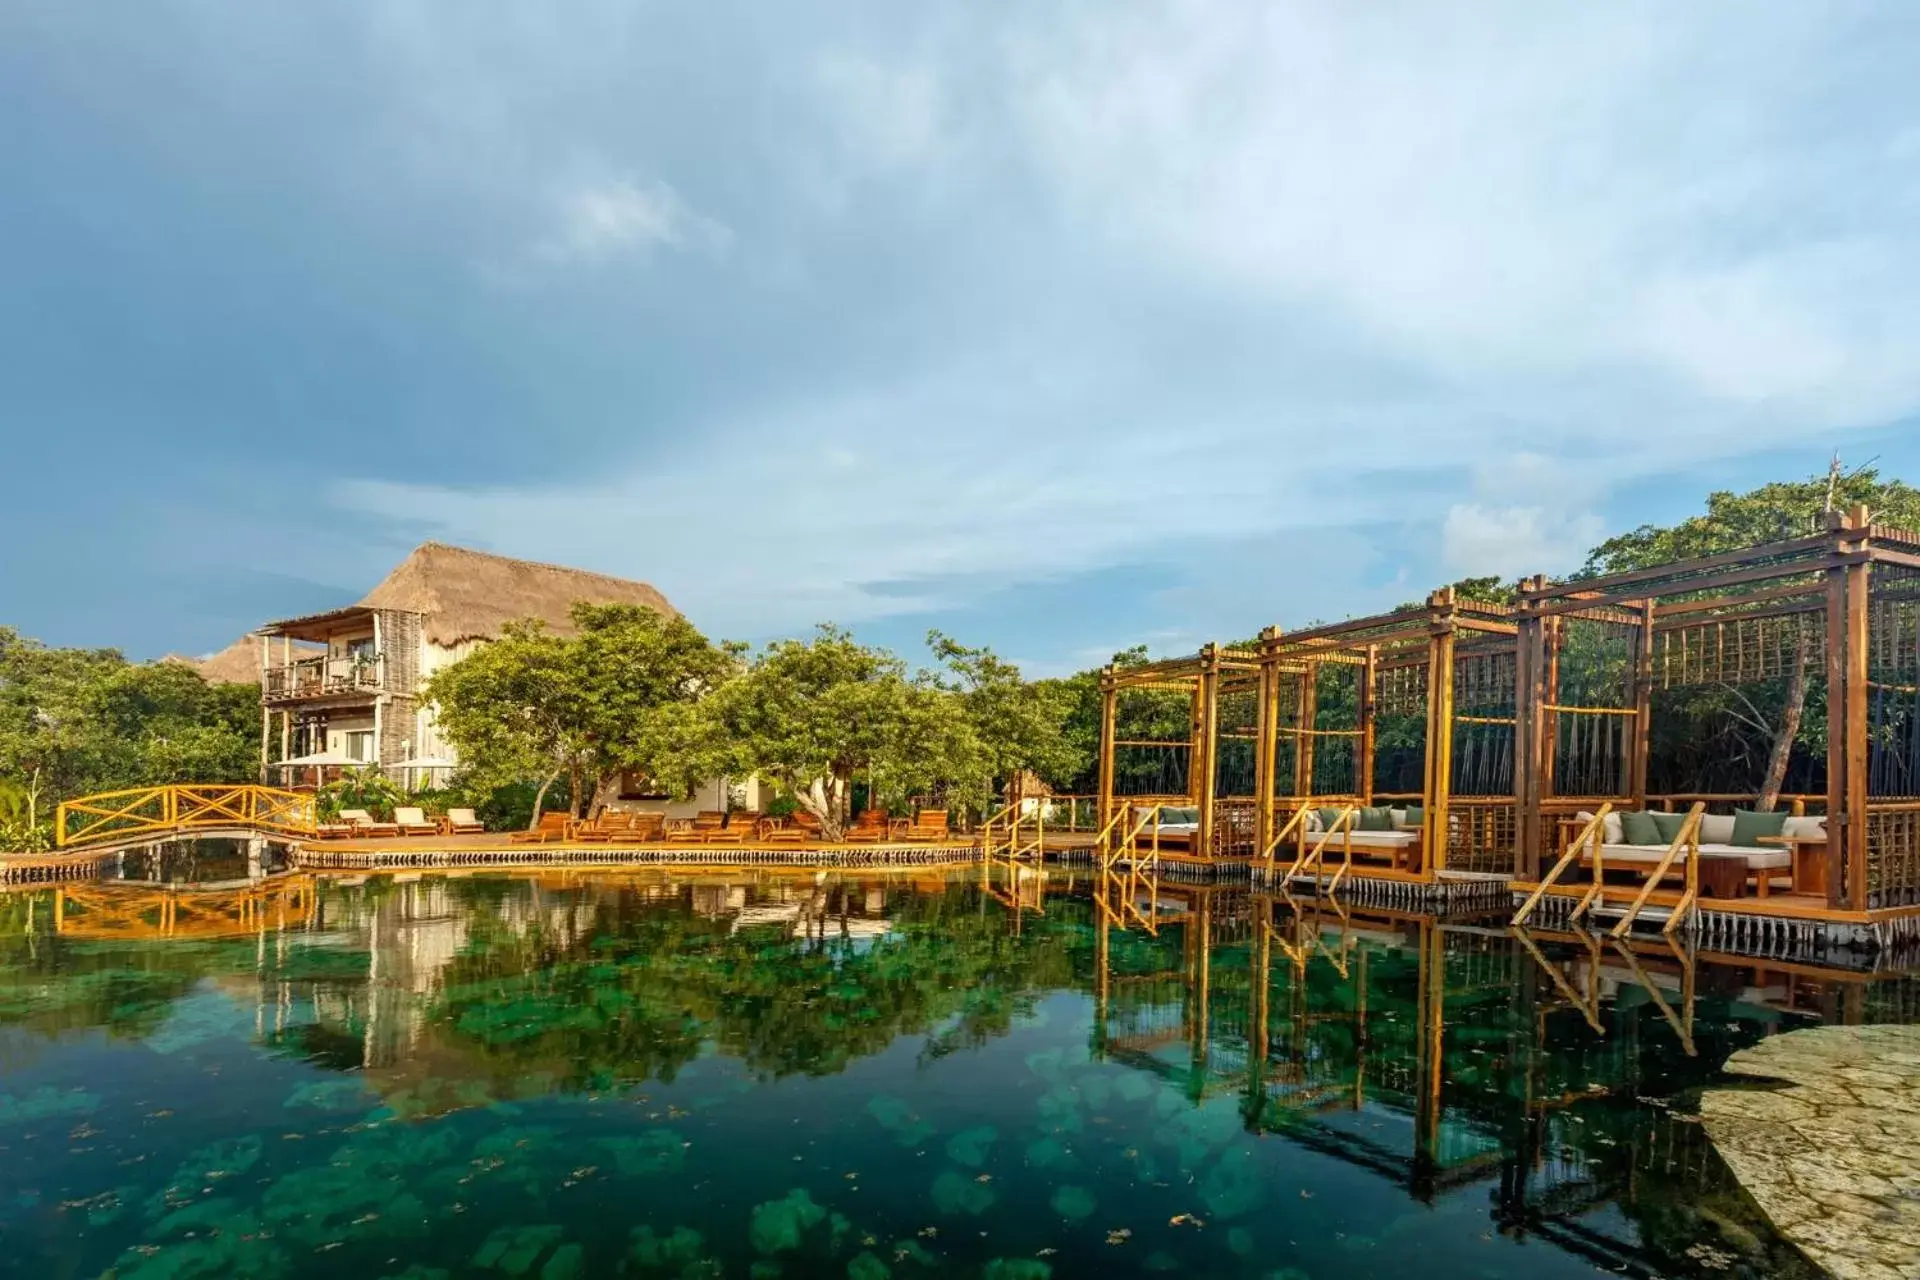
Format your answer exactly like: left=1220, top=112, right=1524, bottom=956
left=1868, top=563, right=1920, bottom=906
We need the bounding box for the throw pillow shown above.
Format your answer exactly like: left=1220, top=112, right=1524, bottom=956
left=1315, top=807, right=1346, bottom=833
left=1618, top=810, right=1664, bottom=845
left=1402, top=805, right=1424, bottom=830
left=1730, top=808, right=1789, bottom=847
left=1648, top=811, right=1688, bottom=844
left=1359, top=806, right=1394, bottom=832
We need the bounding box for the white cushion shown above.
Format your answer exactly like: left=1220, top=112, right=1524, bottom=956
left=1322, top=830, right=1418, bottom=848
left=1389, top=808, right=1408, bottom=829
left=1304, top=810, right=1322, bottom=833
left=1595, top=843, right=1789, bottom=870
left=1700, top=814, right=1735, bottom=844
left=1783, top=815, right=1827, bottom=840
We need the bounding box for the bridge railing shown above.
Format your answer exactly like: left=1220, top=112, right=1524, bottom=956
left=55, top=784, right=317, bottom=849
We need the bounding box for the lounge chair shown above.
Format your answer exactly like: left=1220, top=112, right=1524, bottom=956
left=443, top=807, right=486, bottom=835
left=312, top=819, right=356, bottom=840
left=508, top=811, right=572, bottom=844
left=902, top=810, right=951, bottom=843
left=393, top=807, right=439, bottom=838
left=844, top=810, right=890, bottom=843
left=339, top=808, right=400, bottom=838
left=628, top=813, right=667, bottom=843
left=573, top=812, right=637, bottom=843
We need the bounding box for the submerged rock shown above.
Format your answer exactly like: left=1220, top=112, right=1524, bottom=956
left=749, top=1188, right=827, bottom=1255
left=944, top=1125, right=997, bottom=1168
left=1701, top=1023, right=1920, bottom=1280
left=929, top=1169, right=997, bottom=1216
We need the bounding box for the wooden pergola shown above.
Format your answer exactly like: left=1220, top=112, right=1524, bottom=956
left=1514, top=507, right=1920, bottom=922
left=1095, top=587, right=1521, bottom=879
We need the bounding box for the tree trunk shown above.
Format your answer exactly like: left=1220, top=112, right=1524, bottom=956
left=793, top=776, right=846, bottom=841
left=1758, top=628, right=1812, bottom=812
left=528, top=770, right=561, bottom=831
left=568, top=764, right=584, bottom=819
left=589, top=772, right=619, bottom=820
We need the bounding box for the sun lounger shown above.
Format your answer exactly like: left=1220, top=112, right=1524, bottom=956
left=508, top=811, right=572, bottom=844
left=572, top=812, right=636, bottom=843
left=393, top=807, right=439, bottom=837
left=339, top=808, right=400, bottom=838
left=443, top=807, right=486, bottom=835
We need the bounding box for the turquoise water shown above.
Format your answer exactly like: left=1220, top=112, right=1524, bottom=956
left=0, top=868, right=1905, bottom=1279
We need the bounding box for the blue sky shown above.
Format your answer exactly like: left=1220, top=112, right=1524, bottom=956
left=4, top=3, right=1919, bottom=676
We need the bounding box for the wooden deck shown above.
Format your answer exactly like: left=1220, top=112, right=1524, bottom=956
left=290, top=831, right=1011, bottom=872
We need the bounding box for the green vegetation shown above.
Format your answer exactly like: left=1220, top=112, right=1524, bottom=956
left=424, top=603, right=736, bottom=827
left=0, top=630, right=256, bottom=849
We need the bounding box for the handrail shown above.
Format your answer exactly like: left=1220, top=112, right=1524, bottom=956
left=1512, top=803, right=1612, bottom=926
left=1260, top=807, right=1312, bottom=875
left=1283, top=807, right=1356, bottom=885
left=1610, top=802, right=1705, bottom=938
left=55, top=784, right=317, bottom=850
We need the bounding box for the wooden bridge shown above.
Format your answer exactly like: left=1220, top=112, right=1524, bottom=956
left=54, top=784, right=316, bottom=853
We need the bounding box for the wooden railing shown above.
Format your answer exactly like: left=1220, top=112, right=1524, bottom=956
left=262, top=654, right=387, bottom=701
left=55, top=785, right=317, bottom=849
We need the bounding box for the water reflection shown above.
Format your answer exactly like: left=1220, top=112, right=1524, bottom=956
left=0, top=868, right=1912, bottom=1278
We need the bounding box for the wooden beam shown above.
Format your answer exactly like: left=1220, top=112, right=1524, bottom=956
left=1424, top=591, right=1456, bottom=874
left=1097, top=672, right=1117, bottom=830
left=1629, top=599, right=1654, bottom=805
left=1359, top=644, right=1378, bottom=805
left=1528, top=533, right=1834, bottom=601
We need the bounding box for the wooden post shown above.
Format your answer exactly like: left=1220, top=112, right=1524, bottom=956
left=1424, top=590, right=1457, bottom=876
left=1254, top=627, right=1280, bottom=861
left=1097, top=670, right=1117, bottom=829
left=1515, top=576, right=1550, bottom=881
left=1825, top=508, right=1872, bottom=909
left=1359, top=644, right=1378, bottom=805
left=1540, top=616, right=1562, bottom=789
left=1196, top=645, right=1221, bottom=860
left=1628, top=599, right=1655, bottom=806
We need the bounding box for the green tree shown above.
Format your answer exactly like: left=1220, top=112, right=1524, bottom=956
left=0, top=628, right=260, bottom=847
left=928, top=631, right=1085, bottom=795
left=425, top=603, right=734, bottom=828
left=709, top=626, right=985, bottom=838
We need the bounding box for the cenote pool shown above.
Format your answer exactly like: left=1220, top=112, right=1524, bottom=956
left=1, top=868, right=1912, bottom=1279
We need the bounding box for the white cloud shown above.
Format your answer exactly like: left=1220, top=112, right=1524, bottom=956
left=1442, top=503, right=1607, bottom=581
left=535, top=176, right=731, bottom=263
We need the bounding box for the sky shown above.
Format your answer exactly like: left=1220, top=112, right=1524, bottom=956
left=4, top=2, right=1919, bottom=677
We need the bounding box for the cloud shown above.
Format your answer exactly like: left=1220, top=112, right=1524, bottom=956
left=11, top=1, right=1920, bottom=665
left=534, top=176, right=731, bottom=263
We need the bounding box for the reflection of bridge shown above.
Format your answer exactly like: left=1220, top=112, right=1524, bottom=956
left=54, top=784, right=315, bottom=852
left=50, top=876, right=317, bottom=939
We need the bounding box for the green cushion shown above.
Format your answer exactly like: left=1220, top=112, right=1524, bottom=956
left=1157, top=806, right=1198, bottom=826
left=1618, top=810, right=1664, bottom=846
left=1358, top=806, right=1394, bottom=831
left=1648, top=811, right=1688, bottom=844
left=1315, top=807, right=1346, bottom=832
left=1730, top=808, right=1788, bottom=847
left=1402, top=805, right=1424, bottom=829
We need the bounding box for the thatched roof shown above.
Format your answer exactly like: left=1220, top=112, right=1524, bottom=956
left=357, top=542, right=676, bottom=647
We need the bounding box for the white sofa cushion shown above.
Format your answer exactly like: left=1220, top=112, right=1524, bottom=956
left=1783, top=815, right=1827, bottom=840
left=1594, top=843, right=1789, bottom=870
left=1700, top=814, right=1736, bottom=845
left=1325, top=830, right=1418, bottom=848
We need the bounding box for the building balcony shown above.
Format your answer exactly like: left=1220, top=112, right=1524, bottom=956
left=262, top=654, right=389, bottom=703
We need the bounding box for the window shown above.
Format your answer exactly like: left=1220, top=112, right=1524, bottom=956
left=344, top=731, right=375, bottom=763
left=344, top=636, right=376, bottom=664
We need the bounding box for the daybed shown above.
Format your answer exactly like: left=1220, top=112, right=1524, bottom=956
left=1570, top=810, right=1822, bottom=898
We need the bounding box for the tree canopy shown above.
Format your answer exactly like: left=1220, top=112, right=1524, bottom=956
left=0, top=629, right=257, bottom=849
left=424, top=603, right=735, bottom=826
left=706, top=626, right=986, bottom=838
